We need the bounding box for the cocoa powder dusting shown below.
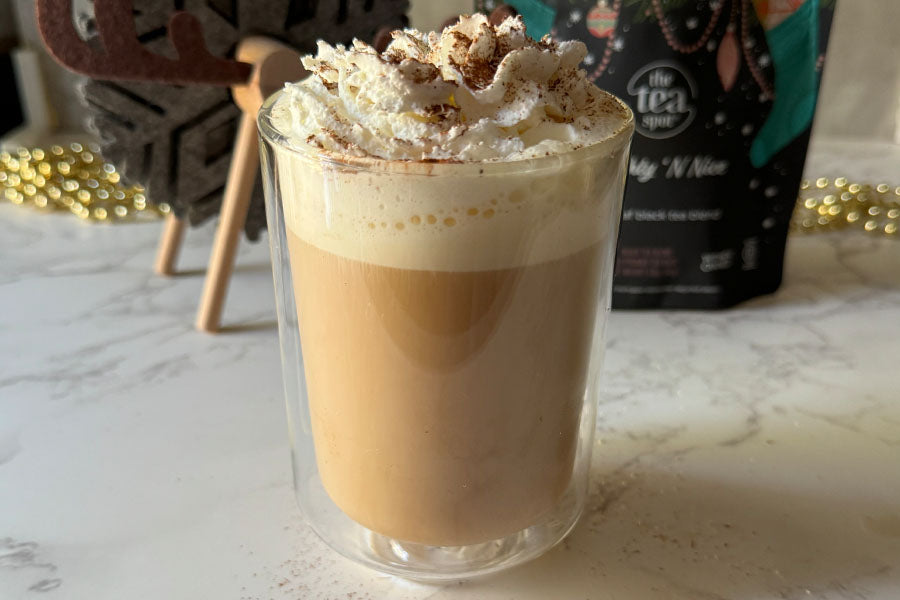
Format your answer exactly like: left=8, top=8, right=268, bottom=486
left=287, top=13, right=630, bottom=161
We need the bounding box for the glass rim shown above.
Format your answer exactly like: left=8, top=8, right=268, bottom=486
left=257, top=86, right=634, bottom=175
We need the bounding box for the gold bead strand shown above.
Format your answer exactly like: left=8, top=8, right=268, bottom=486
left=3, top=142, right=895, bottom=236
left=0, top=142, right=168, bottom=222
left=792, top=177, right=900, bottom=237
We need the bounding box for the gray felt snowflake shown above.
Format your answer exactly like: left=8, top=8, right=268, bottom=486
left=77, top=0, right=409, bottom=240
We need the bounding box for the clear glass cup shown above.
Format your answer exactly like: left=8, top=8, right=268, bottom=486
left=258, top=88, right=633, bottom=581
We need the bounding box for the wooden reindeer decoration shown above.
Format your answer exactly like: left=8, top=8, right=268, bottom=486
left=36, top=0, right=306, bottom=332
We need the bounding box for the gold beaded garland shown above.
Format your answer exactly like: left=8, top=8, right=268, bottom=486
left=792, top=177, right=900, bottom=236
left=0, top=142, right=169, bottom=222
left=1, top=143, right=898, bottom=237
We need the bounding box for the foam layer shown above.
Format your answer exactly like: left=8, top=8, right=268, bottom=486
left=272, top=14, right=630, bottom=162
left=272, top=141, right=631, bottom=271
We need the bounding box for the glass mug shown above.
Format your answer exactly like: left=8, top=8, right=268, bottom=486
left=258, top=89, right=634, bottom=580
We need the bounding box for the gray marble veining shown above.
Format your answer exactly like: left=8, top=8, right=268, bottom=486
left=1, top=137, right=898, bottom=599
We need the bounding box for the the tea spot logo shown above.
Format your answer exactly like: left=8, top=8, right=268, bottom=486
left=627, top=60, right=698, bottom=139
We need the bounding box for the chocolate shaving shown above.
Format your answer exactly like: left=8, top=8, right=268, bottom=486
left=445, top=29, right=502, bottom=91
left=407, top=62, right=441, bottom=84
left=423, top=103, right=460, bottom=121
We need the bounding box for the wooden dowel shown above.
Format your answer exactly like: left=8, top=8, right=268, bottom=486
left=153, top=213, right=186, bottom=275
left=194, top=111, right=259, bottom=332
left=193, top=37, right=305, bottom=333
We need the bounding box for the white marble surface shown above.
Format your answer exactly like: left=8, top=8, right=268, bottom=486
left=1, top=138, right=899, bottom=600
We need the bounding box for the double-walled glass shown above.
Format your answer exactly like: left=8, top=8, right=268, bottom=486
left=258, top=89, right=633, bottom=580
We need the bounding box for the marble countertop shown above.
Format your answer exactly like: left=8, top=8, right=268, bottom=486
left=1, top=138, right=899, bottom=600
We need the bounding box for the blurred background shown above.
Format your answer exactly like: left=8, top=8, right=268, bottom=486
left=412, top=0, right=900, bottom=144
left=2, top=0, right=895, bottom=306
left=2, top=0, right=898, bottom=144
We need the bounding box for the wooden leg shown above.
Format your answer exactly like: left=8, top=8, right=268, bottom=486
left=154, top=213, right=186, bottom=276
left=194, top=111, right=259, bottom=333
left=193, top=37, right=305, bottom=333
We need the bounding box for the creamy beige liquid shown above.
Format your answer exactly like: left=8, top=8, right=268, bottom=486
left=288, top=232, right=605, bottom=546
left=267, top=13, right=633, bottom=550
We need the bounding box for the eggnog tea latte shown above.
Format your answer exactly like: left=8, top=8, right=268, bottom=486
left=265, top=14, right=633, bottom=548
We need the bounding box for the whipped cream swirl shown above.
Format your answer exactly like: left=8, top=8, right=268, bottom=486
left=275, top=14, right=628, bottom=162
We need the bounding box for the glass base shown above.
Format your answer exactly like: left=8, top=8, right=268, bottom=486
left=295, top=467, right=584, bottom=581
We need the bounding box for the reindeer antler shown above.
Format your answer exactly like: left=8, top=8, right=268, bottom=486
left=36, top=0, right=252, bottom=86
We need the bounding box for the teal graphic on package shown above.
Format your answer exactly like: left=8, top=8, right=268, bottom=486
left=750, top=0, right=820, bottom=167
left=507, top=0, right=556, bottom=38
